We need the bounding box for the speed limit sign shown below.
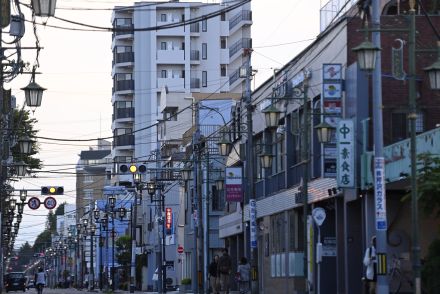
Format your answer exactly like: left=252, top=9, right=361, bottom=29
left=44, top=197, right=57, bottom=209
left=28, top=197, right=41, bottom=210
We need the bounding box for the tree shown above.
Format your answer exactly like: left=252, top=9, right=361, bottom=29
left=115, top=235, right=131, bottom=268
left=416, top=153, right=440, bottom=216
left=33, top=229, right=52, bottom=254
left=13, top=242, right=34, bottom=271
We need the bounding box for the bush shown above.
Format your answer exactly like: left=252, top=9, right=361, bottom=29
left=181, top=278, right=191, bottom=285
left=422, top=238, right=440, bottom=293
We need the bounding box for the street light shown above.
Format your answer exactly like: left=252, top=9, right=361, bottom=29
left=262, top=104, right=282, bottom=129
left=314, top=121, right=335, bottom=144
left=259, top=152, right=273, bottom=169
left=352, top=39, right=381, bottom=71
left=215, top=176, right=224, bottom=191
left=9, top=199, right=16, bottom=211
left=17, top=135, right=34, bottom=155
left=32, top=0, right=57, bottom=17
left=424, top=42, right=440, bottom=90
left=13, top=161, right=27, bottom=177
left=21, top=73, right=46, bottom=108
left=217, top=135, right=232, bottom=156
left=19, top=190, right=27, bottom=202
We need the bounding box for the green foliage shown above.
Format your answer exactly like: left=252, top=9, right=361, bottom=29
left=46, top=210, right=56, bottom=232
left=10, top=108, right=42, bottom=170
left=181, top=278, right=191, bottom=285
left=115, top=235, right=131, bottom=267
left=422, top=239, right=440, bottom=293
left=14, top=242, right=34, bottom=271
left=33, top=229, right=52, bottom=253
left=416, top=153, right=440, bottom=217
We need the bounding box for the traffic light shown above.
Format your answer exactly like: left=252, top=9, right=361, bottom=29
left=41, top=186, right=64, bottom=195
left=118, top=163, right=147, bottom=174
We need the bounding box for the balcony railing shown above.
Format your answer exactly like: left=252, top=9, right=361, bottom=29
left=229, top=68, right=240, bottom=85
left=229, top=38, right=252, bottom=57
left=190, top=22, right=200, bottom=33
left=113, top=25, right=134, bottom=37
left=114, top=52, right=134, bottom=64
left=229, top=10, right=252, bottom=31
left=190, top=50, right=200, bottom=61
left=113, top=107, right=134, bottom=120
left=114, top=80, right=134, bottom=92
left=191, top=78, right=200, bottom=89
left=113, top=134, right=134, bottom=147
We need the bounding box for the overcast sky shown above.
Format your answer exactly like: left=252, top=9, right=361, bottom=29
left=11, top=0, right=322, bottom=248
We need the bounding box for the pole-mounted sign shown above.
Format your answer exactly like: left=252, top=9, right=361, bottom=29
left=28, top=197, right=41, bottom=210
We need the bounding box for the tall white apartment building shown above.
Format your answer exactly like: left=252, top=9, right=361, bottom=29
left=111, top=0, right=252, bottom=185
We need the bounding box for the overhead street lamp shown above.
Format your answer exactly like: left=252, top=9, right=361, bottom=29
left=31, top=0, right=57, bottom=17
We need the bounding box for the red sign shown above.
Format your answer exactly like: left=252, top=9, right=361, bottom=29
left=225, top=167, right=243, bottom=202
left=177, top=245, right=184, bottom=254
left=165, top=208, right=172, bottom=230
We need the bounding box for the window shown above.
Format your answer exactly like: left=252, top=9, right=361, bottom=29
left=272, top=131, right=285, bottom=174
left=220, top=37, right=227, bottom=49
left=202, top=71, right=207, bottom=87
left=160, top=14, right=167, bottom=22
left=220, top=64, right=227, bottom=77
left=116, top=73, right=132, bottom=81
left=114, top=128, right=132, bottom=136
left=116, top=46, right=132, bottom=53
left=164, top=107, right=178, bottom=121
left=161, top=42, right=167, bottom=50
left=270, top=213, right=287, bottom=277
left=115, top=101, right=132, bottom=108
left=391, top=111, right=424, bottom=143
left=84, top=190, right=93, bottom=200
left=202, top=19, right=207, bottom=31
left=161, top=70, right=167, bottom=78
left=202, top=43, right=207, bottom=59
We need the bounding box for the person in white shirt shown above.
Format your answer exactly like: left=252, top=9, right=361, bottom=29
left=363, top=236, right=377, bottom=294
left=34, top=267, right=46, bottom=294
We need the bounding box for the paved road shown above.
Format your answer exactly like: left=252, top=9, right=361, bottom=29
left=3, top=289, right=180, bottom=294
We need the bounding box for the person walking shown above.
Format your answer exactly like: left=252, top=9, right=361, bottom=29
left=209, top=255, right=220, bottom=294
left=217, top=248, right=232, bottom=294
left=34, top=267, right=46, bottom=294
left=236, top=257, right=250, bottom=294
left=363, top=236, right=377, bottom=294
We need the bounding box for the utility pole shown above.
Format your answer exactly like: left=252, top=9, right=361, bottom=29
left=203, top=152, right=209, bottom=294
left=130, top=188, right=138, bottom=293
left=192, top=100, right=200, bottom=293
left=244, top=48, right=258, bottom=294
left=408, top=1, right=421, bottom=292
left=302, top=71, right=309, bottom=290
left=371, top=1, right=388, bottom=293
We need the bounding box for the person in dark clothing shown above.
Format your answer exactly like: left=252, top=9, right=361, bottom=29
left=217, top=248, right=232, bottom=294
left=209, top=255, right=220, bottom=294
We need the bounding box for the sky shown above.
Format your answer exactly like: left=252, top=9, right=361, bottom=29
left=10, top=0, right=324, bottom=248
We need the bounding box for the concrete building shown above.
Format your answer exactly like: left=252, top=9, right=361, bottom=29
left=218, top=0, right=440, bottom=293
left=111, top=1, right=251, bottom=290
left=75, top=140, right=112, bottom=219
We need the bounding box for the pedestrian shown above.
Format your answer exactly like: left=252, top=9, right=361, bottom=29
left=236, top=257, right=250, bottom=294
left=217, top=248, right=232, bottom=294
left=209, top=255, right=220, bottom=293
left=363, top=235, right=377, bottom=294
left=34, top=267, right=46, bottom=294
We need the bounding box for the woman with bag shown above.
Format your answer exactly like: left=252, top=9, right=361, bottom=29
left=363, top=236, right=377, bottom=294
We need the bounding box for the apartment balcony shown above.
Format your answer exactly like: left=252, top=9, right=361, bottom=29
left=113, top=80, right=134, bottom=94
left=113, top=134, right=135, bottom=149
left=157, top=77, right=185, bottom=91
left=190, top=50, right=200, bottom=64
left=220, top=48, right=229, bottom=64
left=229, top=38, right=252, bottom=58
left=157, top=49, right=185, bottom=64
left=190, top=78, right=200, bottom=90
left=113, top=52, right=134, bottom=68
left=229, top=68, right=241, bottom=86
left=112, top=107, right=134, bottom=123
left=229, top=10, right=252, bottom=32
left=112, top=25, right=134, bottom=40
left=156, top=20, right=185, bottom=36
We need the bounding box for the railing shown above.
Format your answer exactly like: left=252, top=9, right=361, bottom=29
left=114, top=25, right=134, bottom=36
left=229, top=10, right=252, bottom=31
left=229, top=68, right=240, bottom=85
left=190, top=78, right=200, bottom=89
left=113, top=134, right=134, bottom=147
left=114, top=52, right=134, bottom=64
left=114, top=107, right=134, bottom=120
left=229, top=38, right=252, bottom=57
left=190, top=50, right=200, bottom=61
left=114, top=80, right=134, bottom=92
left=190, top=22, right=200, bottom=33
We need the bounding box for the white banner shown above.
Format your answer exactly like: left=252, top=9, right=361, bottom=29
left=337, top=119, right=355, bottom=187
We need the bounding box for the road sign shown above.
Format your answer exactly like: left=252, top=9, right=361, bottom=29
left=177, top=245, right=184, bottom=254
left=44, top=197, right=57, bottom=209
left=312, top=207, right=326, bottom=227
left=28, top=197, right=41, bottom=210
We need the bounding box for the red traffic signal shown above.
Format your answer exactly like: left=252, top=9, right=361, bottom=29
left=41, top=186, right=64, bottom=195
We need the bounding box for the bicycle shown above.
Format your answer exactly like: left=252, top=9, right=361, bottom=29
left=389, top=254, right=413, bottom=294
